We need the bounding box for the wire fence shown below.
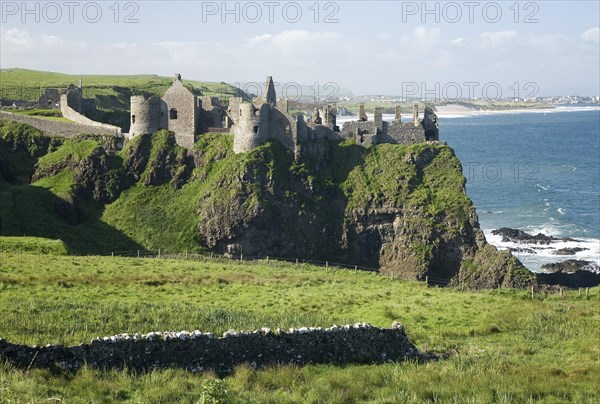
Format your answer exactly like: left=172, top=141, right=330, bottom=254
left=0, top=247, right=500, bottom=290
left=78, top=248, right=381, bottom=274
left=1, top=247, right=596, bottom=297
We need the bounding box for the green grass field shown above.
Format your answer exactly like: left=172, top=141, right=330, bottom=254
left=0, top=68, right=249, bottom=105
left=7, top=109, right=73, bottom=123
left=0, top=238, right=598, bottom=402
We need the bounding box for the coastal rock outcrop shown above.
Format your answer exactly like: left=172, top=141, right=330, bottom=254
left=538, top=260, right=600, bottom=288
left=491, top=227, right=580, bottom=245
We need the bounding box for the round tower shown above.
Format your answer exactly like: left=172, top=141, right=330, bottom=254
left=129, top=95, right=166, bottom=138
left=233, top=103, right=265, bottom=153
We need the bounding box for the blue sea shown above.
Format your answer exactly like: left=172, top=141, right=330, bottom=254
left=440, top=107, right=600, bottom=272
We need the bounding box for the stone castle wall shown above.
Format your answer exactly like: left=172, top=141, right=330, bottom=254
left=60, top=94, right=122, bottom=136
left=0, top=112, right=123, bottom=138
left=162, top=79, right=199, bottom=149
left=0, top=323, right=423, bottom=375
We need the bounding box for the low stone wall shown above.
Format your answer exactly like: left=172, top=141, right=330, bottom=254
left=0, top=112, right=122, bottom=138
left=0, top=323, right=424, bottom=375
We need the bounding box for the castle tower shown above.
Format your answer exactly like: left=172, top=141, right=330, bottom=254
left=129, top=95, right=167, bottom=138
left=233, top=103, right=266, bottom=153
left=162, top=73, right=200, bottom=148
left=265, top=76, right=276, bottom=107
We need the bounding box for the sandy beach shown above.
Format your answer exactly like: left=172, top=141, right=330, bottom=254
left=433, top=103, right=599, bottom=117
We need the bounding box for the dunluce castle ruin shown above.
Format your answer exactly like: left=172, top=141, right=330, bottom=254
left=128, top=74, right=439, bottom=153
left=1, top=74, right=439, bottom=152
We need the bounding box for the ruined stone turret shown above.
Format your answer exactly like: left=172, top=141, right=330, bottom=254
left=130, top=95, right=167, bottom=137
left=265, top=76, right=276, bottom=107
left=233, top=103, right=267, bottom=153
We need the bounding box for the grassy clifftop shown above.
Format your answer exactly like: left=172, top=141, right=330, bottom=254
left=1, top=120, right=533, bottom=286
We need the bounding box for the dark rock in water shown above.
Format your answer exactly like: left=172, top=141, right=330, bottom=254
left=552, top=247, right=588, bottom=255
left=541, top=260, right=593, bottom=273
left=508, top=247, right=537, bottom=254
left=538, top=260, right=600, bottom=288
left=491, top=227, right=580, bottom=245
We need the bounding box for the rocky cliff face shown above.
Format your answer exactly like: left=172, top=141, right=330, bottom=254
left=0, top=123, right=535, bottom=288
left=192, top=136, right=533, bottom=289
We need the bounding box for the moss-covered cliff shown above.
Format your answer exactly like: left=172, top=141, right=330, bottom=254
left=0, top=120, right=535, bottom=288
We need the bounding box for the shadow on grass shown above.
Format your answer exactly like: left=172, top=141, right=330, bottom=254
left=0, top=183, right=143, bottom=254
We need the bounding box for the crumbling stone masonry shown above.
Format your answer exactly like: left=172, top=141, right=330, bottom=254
left=0, top=323, right=425, bottom=375
left=229, top=76, right=439, bottom=154
left=128, top=74, right=200, bottom=148
left=60, top=82, right=122, bottom=136
left=129, top=73, right=439, bottom=153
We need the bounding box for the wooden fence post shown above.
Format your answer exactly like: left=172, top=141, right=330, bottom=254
left=531, top=286, right=534, bottom=300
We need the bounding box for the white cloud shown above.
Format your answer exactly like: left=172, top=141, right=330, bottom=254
left=0, top=26, right=597, bottom=95
left=452, top=30, right=518, bottom=49
left=581, top=27, right=599, bottom=44
left=1, top=27, right=34, bottom=50
left=480, top=31, right=518, bottom=48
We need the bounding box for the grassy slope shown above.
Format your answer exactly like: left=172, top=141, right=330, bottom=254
left=0, top=251, right=598, bottom=402
left=0, top=236, right=67, bottom=254
left=0, top=68, right=248, bottom=104
left=1, top=125, right=495, bottom=263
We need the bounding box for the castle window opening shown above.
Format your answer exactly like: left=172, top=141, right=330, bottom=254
left=131, top=115, right=136, bottom=124
left=253, top=126, right=258, bottom=134
left=170, top=108, right=178, bottom=119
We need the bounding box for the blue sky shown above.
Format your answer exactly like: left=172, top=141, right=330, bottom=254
left=1, top=1, right=599, bottom=96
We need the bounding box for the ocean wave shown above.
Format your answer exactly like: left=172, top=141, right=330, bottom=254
left=483, top=228, right=600, bottom=272
left=536, top=184, right=551, bottom=191
left=557, top=208, right=566, bottom=215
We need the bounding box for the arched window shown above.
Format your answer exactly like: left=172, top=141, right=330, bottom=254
left=170, top=108, right=178, bottom=119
